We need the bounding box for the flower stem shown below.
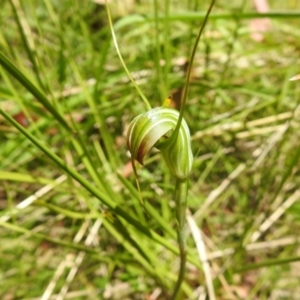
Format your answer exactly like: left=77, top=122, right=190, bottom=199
left=171, top=178, right=188, bottom=300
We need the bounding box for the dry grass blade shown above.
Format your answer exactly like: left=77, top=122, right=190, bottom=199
left=0, top=174, right=67, bottom=223
left=194, top=163, right=246, bottom=220
left=56, top=220, right=102, bottom=300
left=251, top=122, right=289, bottom=170
left=187, top=212, right=216, bottom=300
left=41, top=219, right=102, bottom=300
left=251, top=189, right=300, bottom=243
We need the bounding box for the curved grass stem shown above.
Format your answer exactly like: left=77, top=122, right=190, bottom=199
left=171, top=179, right=188, bottom=300
left=105, top=0, right=151, bottom=111
left=173, top=0, right=215, bottom=136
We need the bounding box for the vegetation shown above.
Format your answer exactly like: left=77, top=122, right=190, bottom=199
left=1, top=0, right=300, bottom=299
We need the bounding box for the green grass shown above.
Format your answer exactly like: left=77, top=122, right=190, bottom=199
left=1, top=0, right=300, bottom=299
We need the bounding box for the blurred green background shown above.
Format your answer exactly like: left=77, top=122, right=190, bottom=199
left=1, top=0, right=300, bottom=299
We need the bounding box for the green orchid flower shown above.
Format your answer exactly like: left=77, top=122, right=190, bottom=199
left=126, top=106, right=193, bottom=180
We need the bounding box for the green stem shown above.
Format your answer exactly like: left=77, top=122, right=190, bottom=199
left=105, top=0, right=151, bottom=111
left=171, top=179, right=188, bottom=300
left=174, top=0, right=215, bottom=136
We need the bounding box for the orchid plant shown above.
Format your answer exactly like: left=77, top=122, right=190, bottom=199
left=106, top=1, right=215, bottom=298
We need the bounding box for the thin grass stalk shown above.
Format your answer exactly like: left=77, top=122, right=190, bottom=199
left=9, top=0, right=45, bottom=90
left=105, top=0, right=151, bottom=111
